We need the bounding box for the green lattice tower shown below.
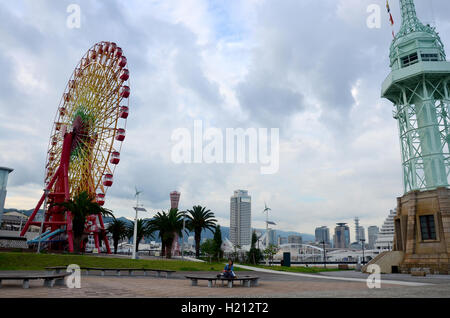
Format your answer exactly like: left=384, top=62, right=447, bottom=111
left=382, top=0, right=450, bottom=194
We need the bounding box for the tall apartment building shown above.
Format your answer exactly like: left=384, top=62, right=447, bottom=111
left=267, top=228, right=277, bottom=246
left=368, top=225, right=379, bottom=249
left=288, top=235, right=302, bottom=244
left=277, top=236, right=287, bottom=245
left=230, top=190, right=251, bottom=247
left=315, top=226, right=330, bottom=245
left=334, top=223, right=350, bottom=248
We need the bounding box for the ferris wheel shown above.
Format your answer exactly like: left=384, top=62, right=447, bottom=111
left=46, top=41, right=129, bottom=201
left=21, top=41, right=130, bottom=253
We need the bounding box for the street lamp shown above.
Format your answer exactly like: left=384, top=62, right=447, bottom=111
left=132, top=206, right=147, bottom=260
left=180, top=212, right=186, bottom=260
left=321, top=240, right=327, bottom=269
left=360, top=238, right=366, bottom=265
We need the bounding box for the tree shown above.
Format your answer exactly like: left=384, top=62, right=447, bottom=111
left=126, top=219, right=153, bottom=252
left=107, top=219, right=127, bottom=254
left=212, top=225, right=223, bottom=261
left=200, top=239, right=216, bottom=263
left=263, top=244, right=279, bottom=266
left=53, top=191, right=113, bottom=254
left=185, top=205, right=217, bottom=258
left=247, top=231, right=263, bottom=265
left=148, top=208, right=184, bottom=259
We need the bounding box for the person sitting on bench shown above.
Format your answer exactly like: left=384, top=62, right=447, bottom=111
left=220, top=259, right=236, bottom=279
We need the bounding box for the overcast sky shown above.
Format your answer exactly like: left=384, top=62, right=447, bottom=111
left=1, top=0, right=450, bottom=240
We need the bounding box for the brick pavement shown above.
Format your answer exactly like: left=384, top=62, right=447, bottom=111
left=0, top=271, right=413, bottom=298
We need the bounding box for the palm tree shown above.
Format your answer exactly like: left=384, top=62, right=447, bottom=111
left=126, top=219, right=153, bottom=252
left=53, top=191, right=113, bottom=253
left=107, top=219, right=127, bottom=254
left=149, top=208, right=184, bottom=258
left=185, top=205, right=217, bottom=258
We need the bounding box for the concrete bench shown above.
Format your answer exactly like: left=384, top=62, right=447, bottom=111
left=46, top=266, right=175, bottom=278
left=185, top=275, right=259, bottom=288
left=411, top=271, right=427, bottom=277
left=0, top=273, right=70, bottom=289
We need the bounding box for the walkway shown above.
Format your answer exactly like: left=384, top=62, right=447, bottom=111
left=234, top=264, right=431, bottom=287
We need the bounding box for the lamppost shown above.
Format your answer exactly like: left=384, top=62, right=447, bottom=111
left=321, top=240, right=327, bottom=269
left=132, top=206, right=147, bottom=260
left=360, top=238, right=366, bottom=265
left=181, top=212, right=186, bottom=260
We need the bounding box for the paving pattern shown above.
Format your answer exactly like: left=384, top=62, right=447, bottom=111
left=1, top=270, right=449, bottom=298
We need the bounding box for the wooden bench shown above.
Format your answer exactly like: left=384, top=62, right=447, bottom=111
left=185, top=275, right=259, bottom=288
left=46, top=266, right=175, bottom=278
left=0, top=273, right=70, bottom=289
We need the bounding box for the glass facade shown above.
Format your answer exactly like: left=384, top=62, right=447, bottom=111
left=230, top=190, right=251, bottom=247
left=0, top=167, right=13, bottom=225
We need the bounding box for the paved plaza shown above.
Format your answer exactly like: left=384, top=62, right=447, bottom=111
left=0, top=270, right=449, bottom=298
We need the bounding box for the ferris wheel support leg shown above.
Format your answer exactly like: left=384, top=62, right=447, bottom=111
left=20, top=167, right=61, bottom=237
left=67, top=230, right=74, bottom=253
left=94, top=233, right=100, bottom=251
left=103, top=234, right=112, bottom=254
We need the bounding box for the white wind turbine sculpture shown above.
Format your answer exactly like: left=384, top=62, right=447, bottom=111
left=263, top=202, right=276, bottom=248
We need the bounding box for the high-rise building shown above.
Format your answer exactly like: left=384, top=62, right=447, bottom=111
left=277, top=236, right=287, bottom=245
left=267, top=229, right=277, bottom=246
left=288, top=235, right=302, bottom=244
left=359, top=227, right=366, bottom=243
left=230, top=190, right=251, bottom=247
left=368, top=226, right=379, bottom=249
left=374, top=209, right=396, bottom=251
left=334, top=223, right=350, bottom=249
left=0, top=167, right=13, bottom=226
left=315, top=226, right=330, bottom=245
left=354, top=217, right=365, bottom=242
left=354, top=217, right=360, bottom=242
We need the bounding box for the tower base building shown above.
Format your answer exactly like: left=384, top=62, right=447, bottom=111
left=395, top=188, right=450, bottom=274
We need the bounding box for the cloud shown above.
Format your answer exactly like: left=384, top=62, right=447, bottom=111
left=2, top=0, right=450, bottom=242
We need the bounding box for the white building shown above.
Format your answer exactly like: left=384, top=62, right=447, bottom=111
left=230, top=190, right=251, bottom=247
left=374, top=209, right=396, bottom=251
left=0, top=167, right=13, bottom=226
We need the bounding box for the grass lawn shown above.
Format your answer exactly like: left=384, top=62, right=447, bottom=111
left=0, top=252, right=244, bottom=272
left=245, top=264, right=350, bottom=273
